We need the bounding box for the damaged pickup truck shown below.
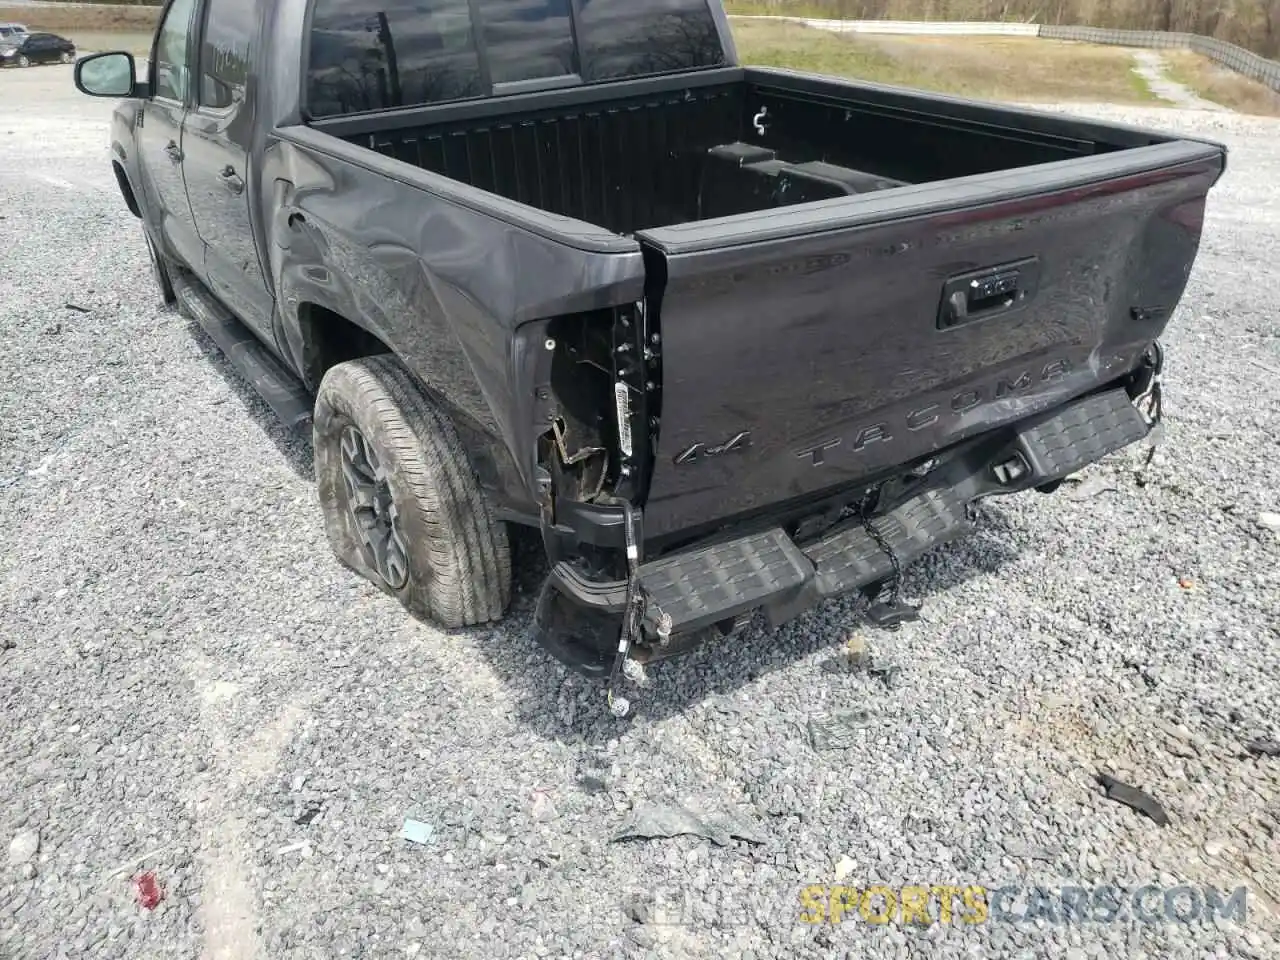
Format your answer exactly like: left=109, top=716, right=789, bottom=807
left=76, top=0, right=1224, bottom=711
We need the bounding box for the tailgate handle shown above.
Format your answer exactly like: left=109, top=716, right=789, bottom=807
left=939, top=257, right=1040, bottom=329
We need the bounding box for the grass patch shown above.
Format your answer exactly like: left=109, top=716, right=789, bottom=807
left=731, top=20, right=1167, bottom=105
left=1162, top=50, right=1280, bottom=116
left=725, top=0, right=844, bottom=15
left=0, top=4, right=159, bottom=33
left=0, top=5, right=159, bottom=55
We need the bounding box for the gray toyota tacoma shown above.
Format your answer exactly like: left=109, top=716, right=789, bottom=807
left=75, top=0, right=1225, bottom=712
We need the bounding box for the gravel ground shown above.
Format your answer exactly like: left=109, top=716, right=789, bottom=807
left=1, top=65, right=1278, bottom=960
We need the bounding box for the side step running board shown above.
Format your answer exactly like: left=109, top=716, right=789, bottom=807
left=172, top=273, right=313, bottom=429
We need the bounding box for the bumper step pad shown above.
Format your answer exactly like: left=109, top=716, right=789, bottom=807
left=1010, top=388, right=1149, bottom=483
left=639, top=529, right=811, bottom=635
left=804, top=488, right=970, bottom=599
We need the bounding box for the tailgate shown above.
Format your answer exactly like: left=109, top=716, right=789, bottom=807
left=636, top=140, right=1225, bottom=541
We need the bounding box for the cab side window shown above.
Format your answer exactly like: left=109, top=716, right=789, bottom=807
left=199, top=0, right=256, bottom=108
left=307, top=0, right=484, bottom=118
left=154, top=0, right=199, bottom=102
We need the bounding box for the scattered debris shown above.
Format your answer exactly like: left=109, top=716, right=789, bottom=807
left=64, top=302, right=91, bottom=314
left=1095, top=773, right=1169, bottom=827
left=293, top=802, right=323, bottom=826
left=1005, top=840, right=1055, bottom=863
left=8, top=830, right=39, bottom=866
left=808, top=709, right=872, bottom=751
left=622, top=891, right=652, bottom=924
left=821, top=635, right=871, bottom=675
left=400, top=819, right=436, bottom=846
left=1066, top=474, right=1119, bottom=501
left=1247, top=357, right=1280, bottom=377
left=1257, top=512, right=1280, bottom=532
left=43, top=322, right=61, bottom=336
left=869, top=661, right=900, bottom=689
left=102, top=846, right=171, bottom=881
left=133, top=871, right=164, bottom=910
left=275, top=840, right=312, bottom=857
left=833, top=855, right=856, bottom=881
left=1245, top=740, right=1280, bottom=758
left=1177, top=577, right=1196, bottom=591
left=531, top=790, right=559, bottom=823
left=612, top=802, right=765, bottom=847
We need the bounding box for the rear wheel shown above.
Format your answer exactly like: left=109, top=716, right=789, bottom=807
left=60, top=52, right=72, bottom=64
left=313, top=355, right=512, bottom=628
left=17, top=55, right=29, bottom=67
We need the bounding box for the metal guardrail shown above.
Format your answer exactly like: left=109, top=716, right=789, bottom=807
left=1038, top=25, right=1280, bottom=92
left=735, top=16, right=1280, bottom=93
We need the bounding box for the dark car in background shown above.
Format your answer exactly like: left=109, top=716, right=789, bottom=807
left=0, top=32, right=75, bottom=67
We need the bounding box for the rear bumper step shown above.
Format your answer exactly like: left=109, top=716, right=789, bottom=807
left=541, top=385, right=1151, bottom=666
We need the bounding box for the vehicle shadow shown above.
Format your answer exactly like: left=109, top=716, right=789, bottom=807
left=182, top=317, right=315, bottom=481
left=472, top=500, right=1025, bottom=743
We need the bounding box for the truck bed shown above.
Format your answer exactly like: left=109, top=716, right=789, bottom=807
left=324, top=68, right=1174, bottom=237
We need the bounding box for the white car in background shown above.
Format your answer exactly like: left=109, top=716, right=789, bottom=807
left=0, top=22, right=29, bottom=44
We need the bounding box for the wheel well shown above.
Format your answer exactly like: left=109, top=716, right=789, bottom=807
left=297, top=303, right=393, bottom=391
left=112, top=162, right=141, bottom=218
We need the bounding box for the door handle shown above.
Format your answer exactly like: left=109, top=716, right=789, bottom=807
left=217, top=166, right=244, bottom=195
left=164, top=140, right=182, bottom=164
left=938, top=257, right=1041, bottom=330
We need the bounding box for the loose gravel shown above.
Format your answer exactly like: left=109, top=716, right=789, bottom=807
left=1, top=66, right=1278, bottom=960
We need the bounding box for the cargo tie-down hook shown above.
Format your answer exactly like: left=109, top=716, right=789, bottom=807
left=753, top=106, right=769, bottom=136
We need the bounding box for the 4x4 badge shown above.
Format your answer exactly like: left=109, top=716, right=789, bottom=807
left=674, top=431, right=751, bottom=465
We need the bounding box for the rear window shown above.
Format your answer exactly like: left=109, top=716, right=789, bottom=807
left=306, top=0, right=725, bottom=118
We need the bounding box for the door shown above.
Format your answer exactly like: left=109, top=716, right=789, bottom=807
left=137, top=0, right=204, bottom=273
left=181, top=0, right=275, bottom=343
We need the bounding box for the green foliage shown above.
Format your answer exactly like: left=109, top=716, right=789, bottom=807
left=724, top=0, right=1280, bottom=59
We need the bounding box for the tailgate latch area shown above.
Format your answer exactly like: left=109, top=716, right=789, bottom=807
left=938, top=257, right=1041, bottom=329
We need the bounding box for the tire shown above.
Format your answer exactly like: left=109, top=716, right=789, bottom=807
left=313, top=355, right=512, bottom=628
left=60, top=52, right=72, bottom=64
left=17, top=55, right=29, bottom=67
left=144, top=227, right=176, bottom=305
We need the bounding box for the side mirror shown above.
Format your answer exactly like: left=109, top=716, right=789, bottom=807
left=75, top=51, right=137, bottom=98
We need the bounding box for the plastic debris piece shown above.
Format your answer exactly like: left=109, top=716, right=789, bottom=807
left=808, top=710, right=872, bottom=751
left=64, top=303, right=91, bottom=314
left=1096, top=773, right=1169, bottom=827
left=134, top=872, right=164, bottom=910
left=400, top=819, right=435, bottom=845
left=294, top=802, right=322, bottom=826
left=1177, top=577, right=1195, bottom=590
left=869, top=661, right=900, bottom=689
left=531, top=791, right=559, bottom=823
left=612, top=802, right=765, bottom=847
left=1066, top=474, right=1119, bottom=501
left=1245, top=739, right=1280, bottom=758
